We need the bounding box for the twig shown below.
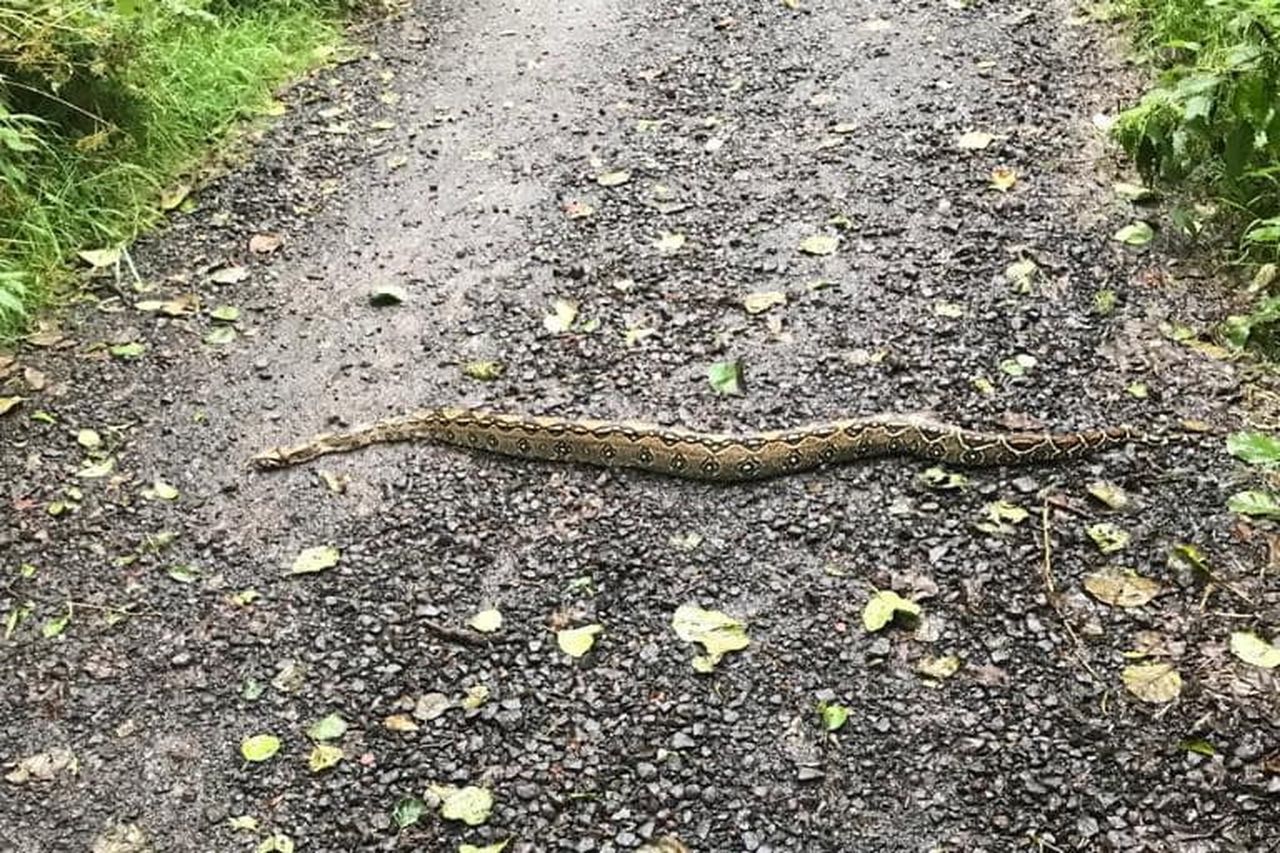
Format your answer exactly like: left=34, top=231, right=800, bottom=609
left=420, top=619, right=493, bottom=647
left=1040, top=499, right=1104, bottom=686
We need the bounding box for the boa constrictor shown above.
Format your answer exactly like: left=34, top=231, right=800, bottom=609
left=252, top=407, right=1143, bottom=482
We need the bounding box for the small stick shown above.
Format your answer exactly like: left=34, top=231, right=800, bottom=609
left=1040, top=499, right=1104, bottom=685
left=420, top=619, right=493, bottom=647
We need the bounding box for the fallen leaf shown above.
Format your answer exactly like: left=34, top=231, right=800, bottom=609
left=306, top=713, right=347, bottom=741
left=653, top=232, right=686, bottom=254
left=1227, top=431, right=1280, bottom=466
left=384, top=714, right=419, bottom=732
left=145, top=479, right=180, bottom=501
left=393, top=796, right=425, bottom=829
left=209, top=305, right=240, bottom=323
left=671, top=604, right=750, bottom=672
left=256, top=834, right=294, bottom=853
left=308, top=744, right=343, bottom=772
left=240, top=734, right=280, bottom=762
left=1086, top=522, right=1131, bottom=553
left=707, top=359, right=744, bottom=396
left=317, top=470, right=347, bottom=494
left=818, top=702, right=849, bottom=731
left=956, top=130, right=995, bottom=150
left=1093, top=288, right=1117, bottom=315
left=249, top=233, right=282, bottom=253
left=468, top=609, right=503, bottom=633
left=862, top=590, right=921, bottom=632
left=1087, top=481, right=1129, bottom=509
left=798, top=234, right=839, bottom=256
left=290, top=545, right=340, bottom=575
left=78, top=247, right=121, bottom=268
left=596, top=169, right=631, bottom=187
left=203, top=326, right=237, bottom=346
left=459, top=842, right=510, bottom=853
left=916, top=466, right=968, bottom=490
left=543, top=298, right=579, bottom=333
left=563, top=199, right=595, bottom=219
left=430, top=784, right=494, bottom=826
left=557, top=624, right=603, bottom=658
left=77, top=429, right=101, bottom=449
left=109, top=342, right=145, bottom=359
left=159, top=183, right=191, bottom=211
left=1004, top=258, right=1038, bottom=292
left=1126, top=381, right=1149, bottom=399
left=1227, top=489, right=1280, bottom=519
left=0, top=396, right=21, bottom=416
left=999, top=353, right=1037, bottom=376
left=369, top=285, right=408, bottom=306
left=1122, top=663, right=1182, bottom=703
left=1083, top=567, right=1160, bottom=607
left=4, top=748, right=77, bottom=783
left=209, top=266, right=249, bottom=285
left=462, top=361, right=505, bottom=381
left=1114, top=222, right=1154, bottom=246
left=916, top=655, right=962, bottom=680
left=228, top=816, right=259, bottom=832
left=1113, top=181, right=1156, bottom=202
left=743, top=291, right=787, bottom=314
left=974, top=499, right=1028, bottom=535
left=166, top=565, right=201, bottom=584
left=1229, top=632, right=1280, bottom=669
left=990, top=166, right=1017, bottom=191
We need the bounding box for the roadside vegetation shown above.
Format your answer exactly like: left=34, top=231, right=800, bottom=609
left=0, top=0, right=354, bottom=339
left=1114, top=0, right=1280, bottom=354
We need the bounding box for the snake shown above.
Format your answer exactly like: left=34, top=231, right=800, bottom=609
left=251, top=407, right=1144, bottom=482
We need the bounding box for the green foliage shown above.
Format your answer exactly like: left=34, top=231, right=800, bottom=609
left=0, top=1, right=345, bottom=338
left=1114, top=0, right=1280, bottom=357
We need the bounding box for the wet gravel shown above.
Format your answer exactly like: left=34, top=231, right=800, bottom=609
left=2, top=0, right=1278, bottom=851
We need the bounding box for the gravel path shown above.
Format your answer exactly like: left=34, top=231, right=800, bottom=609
left=3, top=1, right=1277, bottom=851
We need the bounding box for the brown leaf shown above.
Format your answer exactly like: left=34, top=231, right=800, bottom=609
left=248, top=233, right=282, bottom=254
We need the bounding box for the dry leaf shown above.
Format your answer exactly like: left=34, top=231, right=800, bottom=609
left=1122, top=662, right=1182, bottom=703
left=1083, top=567, right=1160, bottom=608
left=248, top=233, right=282, bottom=254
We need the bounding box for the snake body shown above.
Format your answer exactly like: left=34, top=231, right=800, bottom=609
left=252, top=407, right=1142, bottom=482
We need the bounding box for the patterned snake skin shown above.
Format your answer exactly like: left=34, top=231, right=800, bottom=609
left=251, top=407, right=1143, bottom=482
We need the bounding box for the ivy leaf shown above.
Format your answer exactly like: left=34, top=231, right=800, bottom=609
left=671, top=604, right=750, bottom=672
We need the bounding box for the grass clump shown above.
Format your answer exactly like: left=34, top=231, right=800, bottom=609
left=0, top=1, right=347, bottom=339
left=1112, top=0, right=1280, bottom=354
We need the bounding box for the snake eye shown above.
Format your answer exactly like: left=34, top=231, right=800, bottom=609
left=785, top=450, right=803, bottom=468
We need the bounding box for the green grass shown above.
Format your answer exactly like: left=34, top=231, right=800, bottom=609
left=0, top=2, right=344, bottom=340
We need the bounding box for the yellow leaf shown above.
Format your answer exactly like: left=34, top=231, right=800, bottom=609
left=596, top=169, right=631, bottom=187
left=956, top=130, right=995, bottom=150
left=459, top=842, right=510, bottom=853
left=383, top=714, right=419, bottom=732
left=557, top=624, right=603, bottom=658
left=798, top=234, right=839, bottom=256
left=307, top=744, right=343, bottom=772
left=240, top=733, right=281, bottom=762
left=989, top=166, right=1017, bottom=191
left=468, top=608, right=503, bottom=633
left=862, top=590, right=921, bottom=632
left=742, top=291, right=787, bottom=314
left=1121, top=663, right=1182, bottom=703
left=916, top=654, right=962, bottom=680
left=671, top=604, right=750, bottom=670
left=543, top=298, right=579, bottom=333
left=78, top=247, right=121, bottom=268
left=1083, top=567, right=1160, bottom=608
left=1229, top=631, right=1280, bottom=669
left=0, top=396, right=22, bottom=416
left=430, top=784, right=494, bottom=826
left=289, top=546, right=340, bottom=575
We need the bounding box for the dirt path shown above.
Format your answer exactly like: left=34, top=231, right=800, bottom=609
left=3, top=1, right=1277, bottom=850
